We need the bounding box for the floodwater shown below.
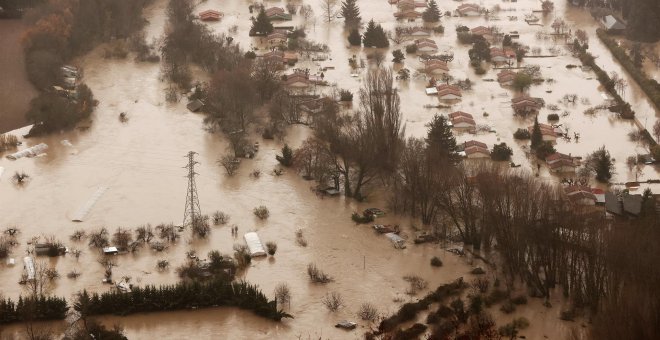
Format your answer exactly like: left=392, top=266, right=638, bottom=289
left=0, top=0, right=657, bottom=338
left=0, top=20, right=37, bottom=134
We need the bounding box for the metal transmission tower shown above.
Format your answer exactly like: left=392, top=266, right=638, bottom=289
left=182, top=151, right=201, bottom=229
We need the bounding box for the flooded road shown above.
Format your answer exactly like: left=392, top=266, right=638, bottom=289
left=0, top=0, right=657, bottom=338
left=0, top=20, right=37, bottom=134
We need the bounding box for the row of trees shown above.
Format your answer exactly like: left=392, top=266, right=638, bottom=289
left=0, top=295, right=68, bottom=324
left=75, top=278, right=292, bottom=321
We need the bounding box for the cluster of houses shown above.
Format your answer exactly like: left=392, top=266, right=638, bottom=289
left=456, top=3, right=481, bottom=16
left=390, top=0, right=427, bottom=20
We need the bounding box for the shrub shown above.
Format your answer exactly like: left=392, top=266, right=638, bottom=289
left=433, top=25, right=445, bottom=34
left=265, top=241, right=277, bottom=255
left=295, top=229, right=308, bottom=247
left=392, top=49, right=405, bottom=63
left=0, top=134, right=18, bottom=152
left=351, top=212, right=374, bottom=224
left=358, top=302, right=379, bottom=321
left=253, top=206, right=270, bottom=220
left=491, top=143, right=513, bottom=161
left=339, top=89, right=353, bottom=101
left=322, top=292, right=344, bottom=312
left=431, top=256, right=443, bottom=267
left=404, top=275, right=429, bottom=295
left=547, top=113, right=560, bottom=121
left=244, top=51, right=257, bottom=59
left=307, top=262, right=332, bottom=283
left=560, top=309, right=576, bottom=321
left=405, top=44, right=418, bottom=54
left=511, top=295, right=528, bottom=305
left=472, top=278, right=489, bottom=293
left=276, top=144, right=293, bottom=166
left=485, top=288, right=508, bottom=306
left=471, top=267, right=486, bottom=275
left=212, top=211, right=230, bottom=225
left=500, top=301, right=516, bottom=313
left=474, top=65, right=486, bottom=75
left=514, top=128, right=530, bottom=139
left=274, top=282, right=291, bottom=305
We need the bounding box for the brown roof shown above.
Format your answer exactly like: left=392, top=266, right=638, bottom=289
left=564, top=185, right=592, bottom=195
left=452, top=116, right=476, bottom=126
left=546, top=152, right=572, bottom=163
left=265, top=7, right=285, bottom=16
left=497, top=70, right=516, bottom=82
left=426, top=62, right=449, bottom=72
left=465, top=145, right=490, bottom=156
left=548, top=158, right=576, bottom=169
left=449, top=111, right=473, bottom=119
left=415, top=38, right=435, bottom=45
left=464, top=140, right=487, bottom=149
left=471, top=26, right=492, bottom=35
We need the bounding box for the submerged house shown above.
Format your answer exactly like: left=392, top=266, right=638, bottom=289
left=415, top=38, right=438, bottom=53
left=462, top=140, right=489, bottom=159
left=424, top=60, right=449, bottom=76
left=605, top=192, right=642, bottom=217
left=545, top=152, right=576, bottom=172
left=284, top=73, right=311, bottom=87
left=437, top=84, right=462, bottom=100
left=512, top=95, right=544, bottom=114
left=490, top=47, right=516, bottom=63
left=497, top=70, right=516, bottom=86
left=244, top=232, right=268, bottom=257
left=199, top=10, right=223, bottom=21
left=266, top=31, right=288, bottom=45
left=564, top=186, right=597, bottom=205
left=457, top=4, right=481, bottom=16
left=265, top=7, right=292, bottom=21
left=471, top=26, right=493, bottom=40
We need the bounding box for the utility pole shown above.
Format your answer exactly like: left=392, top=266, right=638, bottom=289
left=183, top=151, right=201, bottom=229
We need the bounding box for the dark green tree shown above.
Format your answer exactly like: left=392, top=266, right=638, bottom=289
left=502, top=34, right=512, bottom=46
left=535, top=141, right=556, bottom=160
left=512, top=73, right=532, bottom=92
left=425, top=114, right=461, bottom=166
left=491, top=143, right=513, bottom=161
left=392, top=49, right=405, bottom=63
left=341, top=0, right=361, bottom=27
left=251, top=8, right=274, bottom=36
left=348, top=28, right=362, bottom=46
left=362, top=20, right=389, bottom=48
left=276, top=144, right=294, bottom=166
left=587, top=146, right=615, bottom=183
left=422, top=0, right=441, bottom=23
left=530, top=116, right=542, bottom=150
left=468, top=35, right=491, bottom=62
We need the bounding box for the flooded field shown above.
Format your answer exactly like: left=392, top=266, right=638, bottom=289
left=0, top=20, right=36, bottom=134
left=0, top=0, right=658, bottom=338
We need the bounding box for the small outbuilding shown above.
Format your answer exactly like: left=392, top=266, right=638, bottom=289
left=244, top=232, right=268, bottom=257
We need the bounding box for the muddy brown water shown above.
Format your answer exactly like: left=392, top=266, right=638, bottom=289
left=1, top=0, right=657, bottom=338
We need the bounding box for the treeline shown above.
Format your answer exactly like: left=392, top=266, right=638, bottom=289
left=0, top=295, right=68, bottom=324
left=21, top=0, right=152, bottom=135
left=572, top=39, right=634, bottom=118
left=597, top=29, right=660, bottom=110
left=77, top=278, right=291, bottom=321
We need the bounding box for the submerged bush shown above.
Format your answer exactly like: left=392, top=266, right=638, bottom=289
left=431, top=256, right=443, bottom=267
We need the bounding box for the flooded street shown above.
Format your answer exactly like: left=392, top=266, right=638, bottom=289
left=0, top=0, right=658, bottom=338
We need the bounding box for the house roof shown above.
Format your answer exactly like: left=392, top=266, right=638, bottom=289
left=465, top=145, right=489, bottom=156
left=548, top=158, right=575, bottom=169
left=606, top=192, right=642, bottom=216
left=568, top=191, right=597, bottom=203
left=449, top=111, right=473, bottom=119
left=265, top=7, right=285, bottom=15
left=457, top=3, right=480, bottom=13
left=452, top=116, right=476, bottom=126
left=471, top=26, right=492, bottom=36
left=564, top=185, right=592, bottom=195
left=415, top=38, right=435, bottom=45
left=464, top=140, right=487, bottom=149
left=426, top=62, right=449, bottom=72
left=546, top=152, right=572, bottom=163
left=602, top=15, right=626, bottom=30
left=199, top=10, right=222, bottom=20
left=394, top=10, right=422, bottom=18
left=497, top=70, right=516, bottom=82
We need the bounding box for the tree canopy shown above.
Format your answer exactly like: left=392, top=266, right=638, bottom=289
left=362, top=20, right=389, bottom=48
left=341, top=0, right=361, bottom=26
left=422, top=0, right=441, bottom=23
left=426, top=114, right=461, bottom=166
left=251, top=8, right=274, bottom=36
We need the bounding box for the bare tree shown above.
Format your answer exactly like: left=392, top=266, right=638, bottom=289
left=319, top=0, right=337, bottom=23
left=219, top=154, right=240, bottom=175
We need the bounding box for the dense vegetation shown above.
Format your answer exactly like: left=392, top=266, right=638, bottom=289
left=0, top=296, right=68, bottom=324
left=20, top=0, right=152, bottom=135
left=78, top=278, right=291, bottom=321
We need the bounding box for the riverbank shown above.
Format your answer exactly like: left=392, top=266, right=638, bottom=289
left=0, top=20, right=37, bottom=134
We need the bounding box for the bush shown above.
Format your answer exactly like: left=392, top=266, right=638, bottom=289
left=276, top=144, right=293, bottom=166
left=351, top=212, right=374, bottom=224
left=500, top=301, right=516, bottom=313
left=560, top=309, right=576, bottom=321
left=392, top=49, right=405, bottom=63
left=405, top=44, right=418, bottom=54
left=514, top=128, right=531, bottom=139
left=358, top=302, right=379, bottom=321
left=491, top=143, right=513, bottom=161
left=244, top=51, right=257, bottom=59
left=547, top=113, right=560, bottom=121
left=433, top=25, right=445, bottom=34
left=431, top=256, right=443, bottom=267
left=322, top=292, right=344, bottom=312
left=274, top=283, right=291, bottom=305
left=471, top=267, right=486, bottom=275
left=511, top=295, right=528, bottom=305
left=339, top=89, right=353, bottom=101
left=212, top=211, right=230, bottom=225
left=265, top=241, right=277, bottom=255
left=0, top=134, right=19, bottom=152
left=253, top=206, right=270, bottom=220
left=474, top=65, right=486, bottom=75
left=485, top=289, right=508, bottom=306
left=307, top=262, right=332, bottom=283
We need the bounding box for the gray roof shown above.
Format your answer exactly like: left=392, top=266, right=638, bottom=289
left=602, top=15, right=626, bottom=30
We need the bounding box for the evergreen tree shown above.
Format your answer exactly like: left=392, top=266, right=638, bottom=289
left=588, top=146, right=614, bottom=183
left=341, top=0, right=361, bottom=27
left=468, top=35, right=491, bottom=62
left=530, top=116, right=542, bottom=150
left=422, top=0, right=441, bottom=23
left=362, top=20, right=389, bottom=48
left=425, top=114, right=460, bottom=165
left=348, top=28, right=362, bottom=46
left=251, top=8, right=274, bottom=36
